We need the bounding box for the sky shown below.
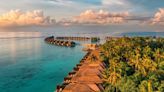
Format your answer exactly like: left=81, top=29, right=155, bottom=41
left=0, top=0, right=164, bottom=27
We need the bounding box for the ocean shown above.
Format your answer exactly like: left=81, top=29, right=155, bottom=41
left=0, top=37, right=86, bottom=92
left=0, top=25, right=163, bottom=92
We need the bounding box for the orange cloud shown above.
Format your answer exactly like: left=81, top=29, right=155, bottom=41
left=0, top=10, right=55, bottom=27
left=151, top=8, right=164, bottom=25
left=72, top=9, right=129, bottom=24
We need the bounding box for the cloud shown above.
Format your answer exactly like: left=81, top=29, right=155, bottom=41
left=150, top=8, right=164, bottom=25
left=0, top=9, right=55, bottom=27
left=58, top=18, right=73, bottom=26
left=101, top=0, right=132, bottom=10
left=102, top=0, right=126, bottom=6
left=44, top=0, right=74, bottom=6
left=0, top=9, right=130, bottom=27
left=71, top=9, right=129, bottom=24
left=142, top=8, right=164, bottom=25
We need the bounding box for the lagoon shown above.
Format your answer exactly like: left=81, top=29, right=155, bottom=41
left=0, top=38, right=85, bottom=92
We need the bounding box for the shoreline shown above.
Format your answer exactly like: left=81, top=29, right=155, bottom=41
left=48, top=36, right=164, bottom=92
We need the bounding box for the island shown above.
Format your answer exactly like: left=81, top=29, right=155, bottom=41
left=44, top=36, right=164, bottom=92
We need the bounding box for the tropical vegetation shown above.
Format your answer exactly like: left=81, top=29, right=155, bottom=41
left=100, top=37, right=164, bottom=92
left=91, top=37, right=100, bottom=43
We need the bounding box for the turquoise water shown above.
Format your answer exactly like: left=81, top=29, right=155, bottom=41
left=0, top=38, right=85, bottom=92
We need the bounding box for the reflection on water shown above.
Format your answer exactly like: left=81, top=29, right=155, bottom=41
left=0, top=37, right=85, bottom=92
left=0, top=38, right=41, bottom=65
left=0, top=32, right=42, bottom=38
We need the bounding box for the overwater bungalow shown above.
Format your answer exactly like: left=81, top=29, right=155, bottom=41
left=62, top=83, right=103, bottom=92
left=64, top=77, right=72, bottom=83
left=45, top=36, right=76, bottom=47
left=56, top=37, right=90, bottom=41
left=68, top=71, right=76, bottom=77
left=55, top=49, right=104, bottom=92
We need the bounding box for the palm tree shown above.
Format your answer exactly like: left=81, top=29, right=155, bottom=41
left=108, top=58, right=122, bottom=85
left=128, top=51, right=152, bottom=76
left=88, top=54, right=97, bottom=62
left=103, top=58, right=121, bottom=92
left=139, top=80, right=154, bottom=92
left=153, top=49, right=164, bottom=68
left=118, top=77, right=138, bottom=92
left=142, top=56, right=157, bottom=74
left=101, top=37, right=164, bottom=92
left=108, top=71, right=121, bottom=86
left=139, top=80, right=148, bottom=92
left=148, top=80, right=153, bottom=92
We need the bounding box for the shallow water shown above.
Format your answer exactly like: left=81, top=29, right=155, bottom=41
left=0, top=38, right=85, bottom=92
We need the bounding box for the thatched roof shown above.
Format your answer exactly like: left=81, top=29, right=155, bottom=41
left=60, top=50, right=105, bottom=92
left=62, top=83, right=101, bottom=92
